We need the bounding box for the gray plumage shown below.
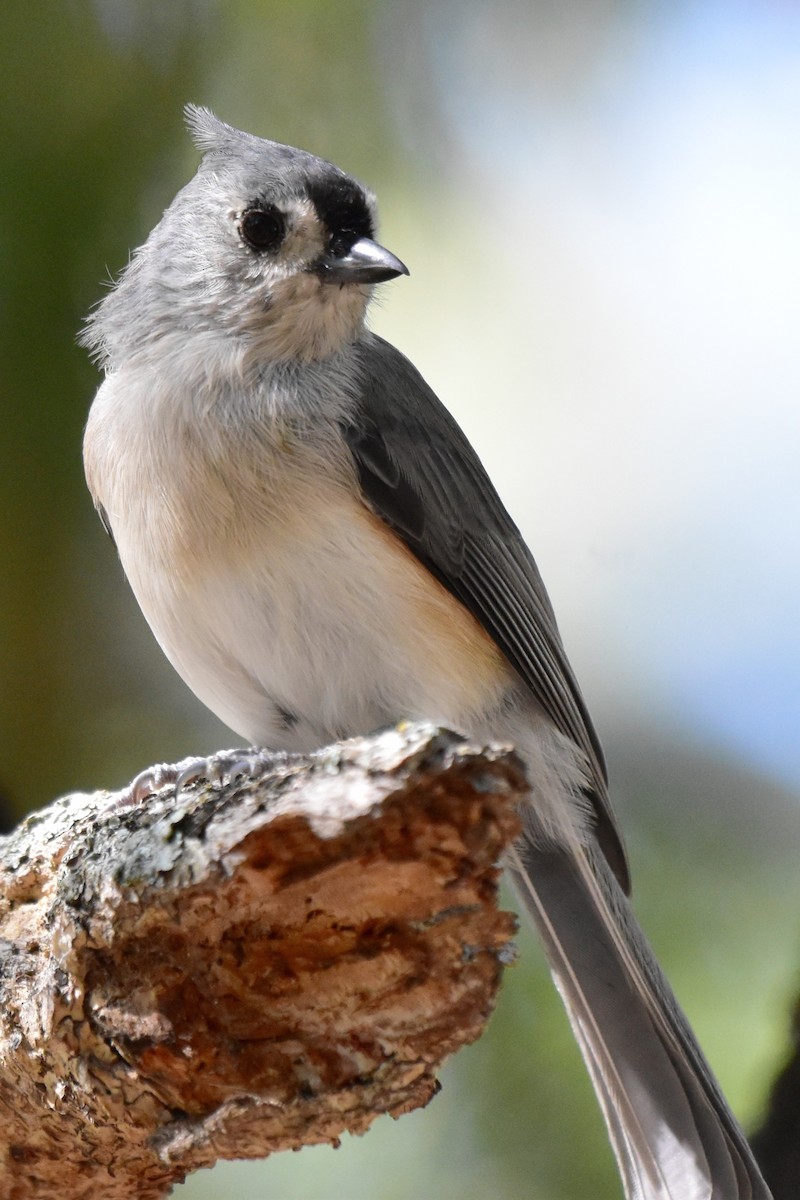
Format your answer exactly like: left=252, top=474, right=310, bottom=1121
left=82, top=106, right=772, bottom=1199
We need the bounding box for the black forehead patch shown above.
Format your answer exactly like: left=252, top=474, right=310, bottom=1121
left=305, top=173, right=374, bottom=240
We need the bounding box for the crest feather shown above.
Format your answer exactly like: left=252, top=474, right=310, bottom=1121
left=183, top=104, right=250, bottom=155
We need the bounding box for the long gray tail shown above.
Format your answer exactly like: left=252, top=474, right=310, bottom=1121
left=508, top=838, right=772, bottom=1199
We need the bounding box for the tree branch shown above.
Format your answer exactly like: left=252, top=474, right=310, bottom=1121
left=0, top=724, right=523, bottom=1199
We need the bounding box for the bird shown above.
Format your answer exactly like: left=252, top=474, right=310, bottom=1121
left=82, top=105, right=771, bottom=1199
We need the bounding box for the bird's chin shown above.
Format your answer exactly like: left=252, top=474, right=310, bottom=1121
left=248, top=273, right=371, bottom=363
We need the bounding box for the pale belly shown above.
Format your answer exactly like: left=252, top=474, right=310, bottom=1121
left=119, top=482, right=515, bottom=752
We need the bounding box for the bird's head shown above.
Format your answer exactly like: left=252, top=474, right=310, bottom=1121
left=83, top=106, right=408, bottom=372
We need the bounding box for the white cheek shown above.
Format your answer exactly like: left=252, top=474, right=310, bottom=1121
left=280, top=198, right=327, bottom=264
left=245, top=274, right=371, bottom=363
left=234, top=199, right=372, bottom=363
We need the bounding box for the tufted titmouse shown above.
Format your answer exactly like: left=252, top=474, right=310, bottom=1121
left=82, top=107, right=771, bottom=1199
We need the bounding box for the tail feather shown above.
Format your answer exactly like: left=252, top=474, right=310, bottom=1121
left=508, top=839, right=771, bottom=1199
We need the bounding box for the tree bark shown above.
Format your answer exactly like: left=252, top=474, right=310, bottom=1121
left=0, top=724, right=523, bottom=1199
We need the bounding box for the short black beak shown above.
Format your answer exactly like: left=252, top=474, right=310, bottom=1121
left=314, top=238, right=409, bottom=285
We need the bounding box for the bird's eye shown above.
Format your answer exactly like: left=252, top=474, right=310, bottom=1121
left=239, top=207, right=284, bottom=252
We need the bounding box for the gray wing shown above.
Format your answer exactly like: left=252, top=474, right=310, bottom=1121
left=346, top=333, right=629, bottom=889
left=348, top=337, right=773, bottom=1199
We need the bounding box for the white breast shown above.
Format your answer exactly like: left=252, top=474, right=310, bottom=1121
left=84, top=363, right=513, bottom=751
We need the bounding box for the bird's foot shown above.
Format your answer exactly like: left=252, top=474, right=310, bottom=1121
left=120, top=749, right=280, bottom=806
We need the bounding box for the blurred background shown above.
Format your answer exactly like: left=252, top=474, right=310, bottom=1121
left=3, top=1, right=800, bottom=1196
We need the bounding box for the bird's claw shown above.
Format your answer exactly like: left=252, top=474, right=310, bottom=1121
left=121, top=761, right=188, bottom=806
left=119, top=749, right=279, bottom=806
